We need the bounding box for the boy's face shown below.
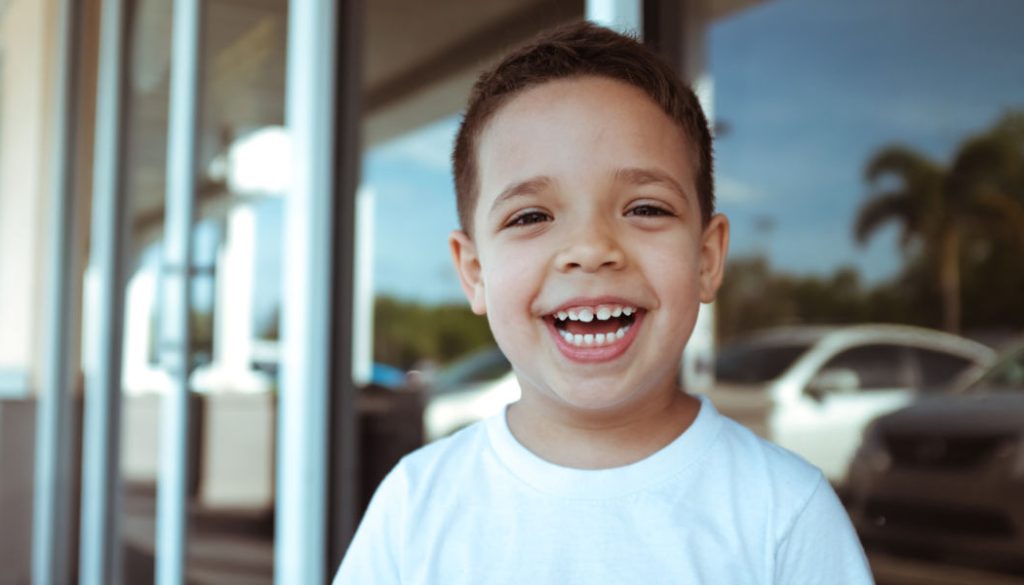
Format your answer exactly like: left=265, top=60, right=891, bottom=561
left=450, top=76, right=729, bottom=419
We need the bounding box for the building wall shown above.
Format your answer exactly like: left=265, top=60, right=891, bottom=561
left=0, top=0, right=57, bottom=396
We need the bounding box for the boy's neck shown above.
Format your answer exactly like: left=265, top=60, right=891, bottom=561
left=505, top=388, right=701, bottom=470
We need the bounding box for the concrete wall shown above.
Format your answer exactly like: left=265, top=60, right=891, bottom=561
left=0, top=399, right=37, bottom=584
left=0, top=0, right=58, bottom=398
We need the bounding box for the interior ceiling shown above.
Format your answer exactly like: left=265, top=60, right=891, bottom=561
left=128, top=0, right=764, bottom=237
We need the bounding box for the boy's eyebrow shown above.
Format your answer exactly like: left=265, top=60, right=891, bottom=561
left=615, top=167, right=689, bottom=200
left=490, top=176, right=553, bottom=212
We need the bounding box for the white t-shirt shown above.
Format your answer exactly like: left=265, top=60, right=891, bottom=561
left=334, top=396, right=874, bottom=584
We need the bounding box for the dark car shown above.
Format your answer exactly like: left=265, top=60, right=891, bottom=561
left=847, top=342, right=1024, bottom=573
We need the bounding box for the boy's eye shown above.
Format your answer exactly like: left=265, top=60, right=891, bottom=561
left=506, top=210, right=551, bottom=227
left=626, top=204, right=673, bottom=217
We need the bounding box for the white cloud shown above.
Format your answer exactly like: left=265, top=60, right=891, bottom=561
left=376, top=116, right=460, bottom=173
left=716, top=175, right=762, bottom=204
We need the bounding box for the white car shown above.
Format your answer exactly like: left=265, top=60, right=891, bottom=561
left=706, top=325, right=995, bottom=485
left=423, top=347, right=516, bottom=442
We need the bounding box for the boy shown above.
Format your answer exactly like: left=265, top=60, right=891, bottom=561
left=335, top=22, right=873, bottom=584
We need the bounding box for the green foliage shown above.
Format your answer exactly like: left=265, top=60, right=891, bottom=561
left=855, top=110, right=1024, bottom=332
left=717, top=258, right=883, bottom=342
left=373, top=296, right=494, bottom=369
left=718, top=243, right=1023, bottom=342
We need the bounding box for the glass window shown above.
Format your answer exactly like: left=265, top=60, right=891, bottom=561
left=970, top=348, right=1024, bottom=393
left=431, top=347, right=511, bottom=396
left=911, top=348, right=973, bottom=391
left=715, top=342, right=811, bottom=384
left=818, top=344, right=911, bottom=390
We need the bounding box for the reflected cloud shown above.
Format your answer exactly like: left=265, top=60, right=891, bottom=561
left=374, top=116, right=459, bottom=173
left=717, top=174, right=763, bottom=204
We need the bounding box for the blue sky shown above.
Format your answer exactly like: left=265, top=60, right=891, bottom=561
left=365, top=0, right=1024, bottom=305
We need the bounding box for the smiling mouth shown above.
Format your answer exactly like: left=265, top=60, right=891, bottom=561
left=547, top=304, right=639, bottom=348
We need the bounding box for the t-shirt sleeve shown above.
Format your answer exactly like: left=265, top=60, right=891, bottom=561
left=332, top=463, right=408, bottom=585
left=775, top=475, right=875, bottom=584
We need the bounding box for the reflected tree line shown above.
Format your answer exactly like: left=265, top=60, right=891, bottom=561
left=373, top=112, right=1024, bottom=366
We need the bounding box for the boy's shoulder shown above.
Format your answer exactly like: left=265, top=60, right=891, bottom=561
left=707, top=403, right=832, bottom=528
left=713, top=407, right=823, bottom=485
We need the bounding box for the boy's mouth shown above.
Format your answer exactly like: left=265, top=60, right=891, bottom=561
left=549, top=304, right=637, bottom=347
left=543, top=303, right=643, bottom=361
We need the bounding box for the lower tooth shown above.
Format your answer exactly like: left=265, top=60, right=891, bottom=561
left=562, top=329, right=628, bottom=347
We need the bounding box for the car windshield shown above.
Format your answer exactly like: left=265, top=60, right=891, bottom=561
left=430, top=347, right=511, bottom=395
left=967, top=345, right=1024, bottom=393
left=715, top=341, right=811, bottom=384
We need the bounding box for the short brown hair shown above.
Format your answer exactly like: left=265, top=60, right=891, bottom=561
left=452, top=21, right=714, bottom=235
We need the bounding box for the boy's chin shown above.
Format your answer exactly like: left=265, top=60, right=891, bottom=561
left=543, top=383, right=659, bottom=418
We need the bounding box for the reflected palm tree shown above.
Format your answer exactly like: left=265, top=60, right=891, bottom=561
left=855, top=112, right=1024, bottom=333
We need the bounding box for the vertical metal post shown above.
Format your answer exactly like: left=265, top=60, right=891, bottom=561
left=32, top=0, right=82, bottom=582
left=328, top=0, right=364, bottom=575
left=276, top=0, right=344, bottom=582
left=79, top=0, right=132, bottom=582
left=156, top=0, right=202, bottom=583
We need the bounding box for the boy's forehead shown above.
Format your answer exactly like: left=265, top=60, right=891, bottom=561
left=474, top=76, right=698, bottom=209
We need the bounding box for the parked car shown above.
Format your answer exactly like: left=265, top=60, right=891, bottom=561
left=705, top=325, right=995, bottom=484
left=847, top=342, right=1024, bottom=572
left=423, top=347, right=515, bottom=442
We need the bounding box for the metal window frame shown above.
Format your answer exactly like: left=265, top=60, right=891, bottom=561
left=276, top=0, right=363, bottom=582
left=327, top=0, right=365, bottom=577
left=155, top=0, right=204, bottom=583
left=78, top=0, right=133, bottom=582
left=31, top=0, right=83, bottom=582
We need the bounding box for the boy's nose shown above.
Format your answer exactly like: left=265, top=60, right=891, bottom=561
left=554, top=222, right=626, bottom=273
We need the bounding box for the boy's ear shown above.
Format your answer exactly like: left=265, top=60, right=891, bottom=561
left=698, top=214, right=730, bottom=303
left=449, top=230, right=487, bottom=315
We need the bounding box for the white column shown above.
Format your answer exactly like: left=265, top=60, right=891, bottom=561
left=213, top=208, right=257, bottom=378
left=352, top=186, right=375, bottom=386
left=191, top=206, right=270, bottom=393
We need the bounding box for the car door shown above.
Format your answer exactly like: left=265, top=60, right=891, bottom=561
left=773, top=343, right=916, bottom=484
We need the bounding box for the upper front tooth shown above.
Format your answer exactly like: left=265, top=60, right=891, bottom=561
left=611, top=306, right=622, bottom=318
left=577, top=308, right=594, bottom=322
left=568, top=309, right=579, bottom=321
left=596, top=306, right=612, bottom=321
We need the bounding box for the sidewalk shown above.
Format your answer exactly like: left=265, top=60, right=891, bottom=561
left=122, top=486, right=274, bottom=585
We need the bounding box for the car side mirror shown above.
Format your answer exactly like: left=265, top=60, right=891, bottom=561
left=806, top=368, right=860, bottom=402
